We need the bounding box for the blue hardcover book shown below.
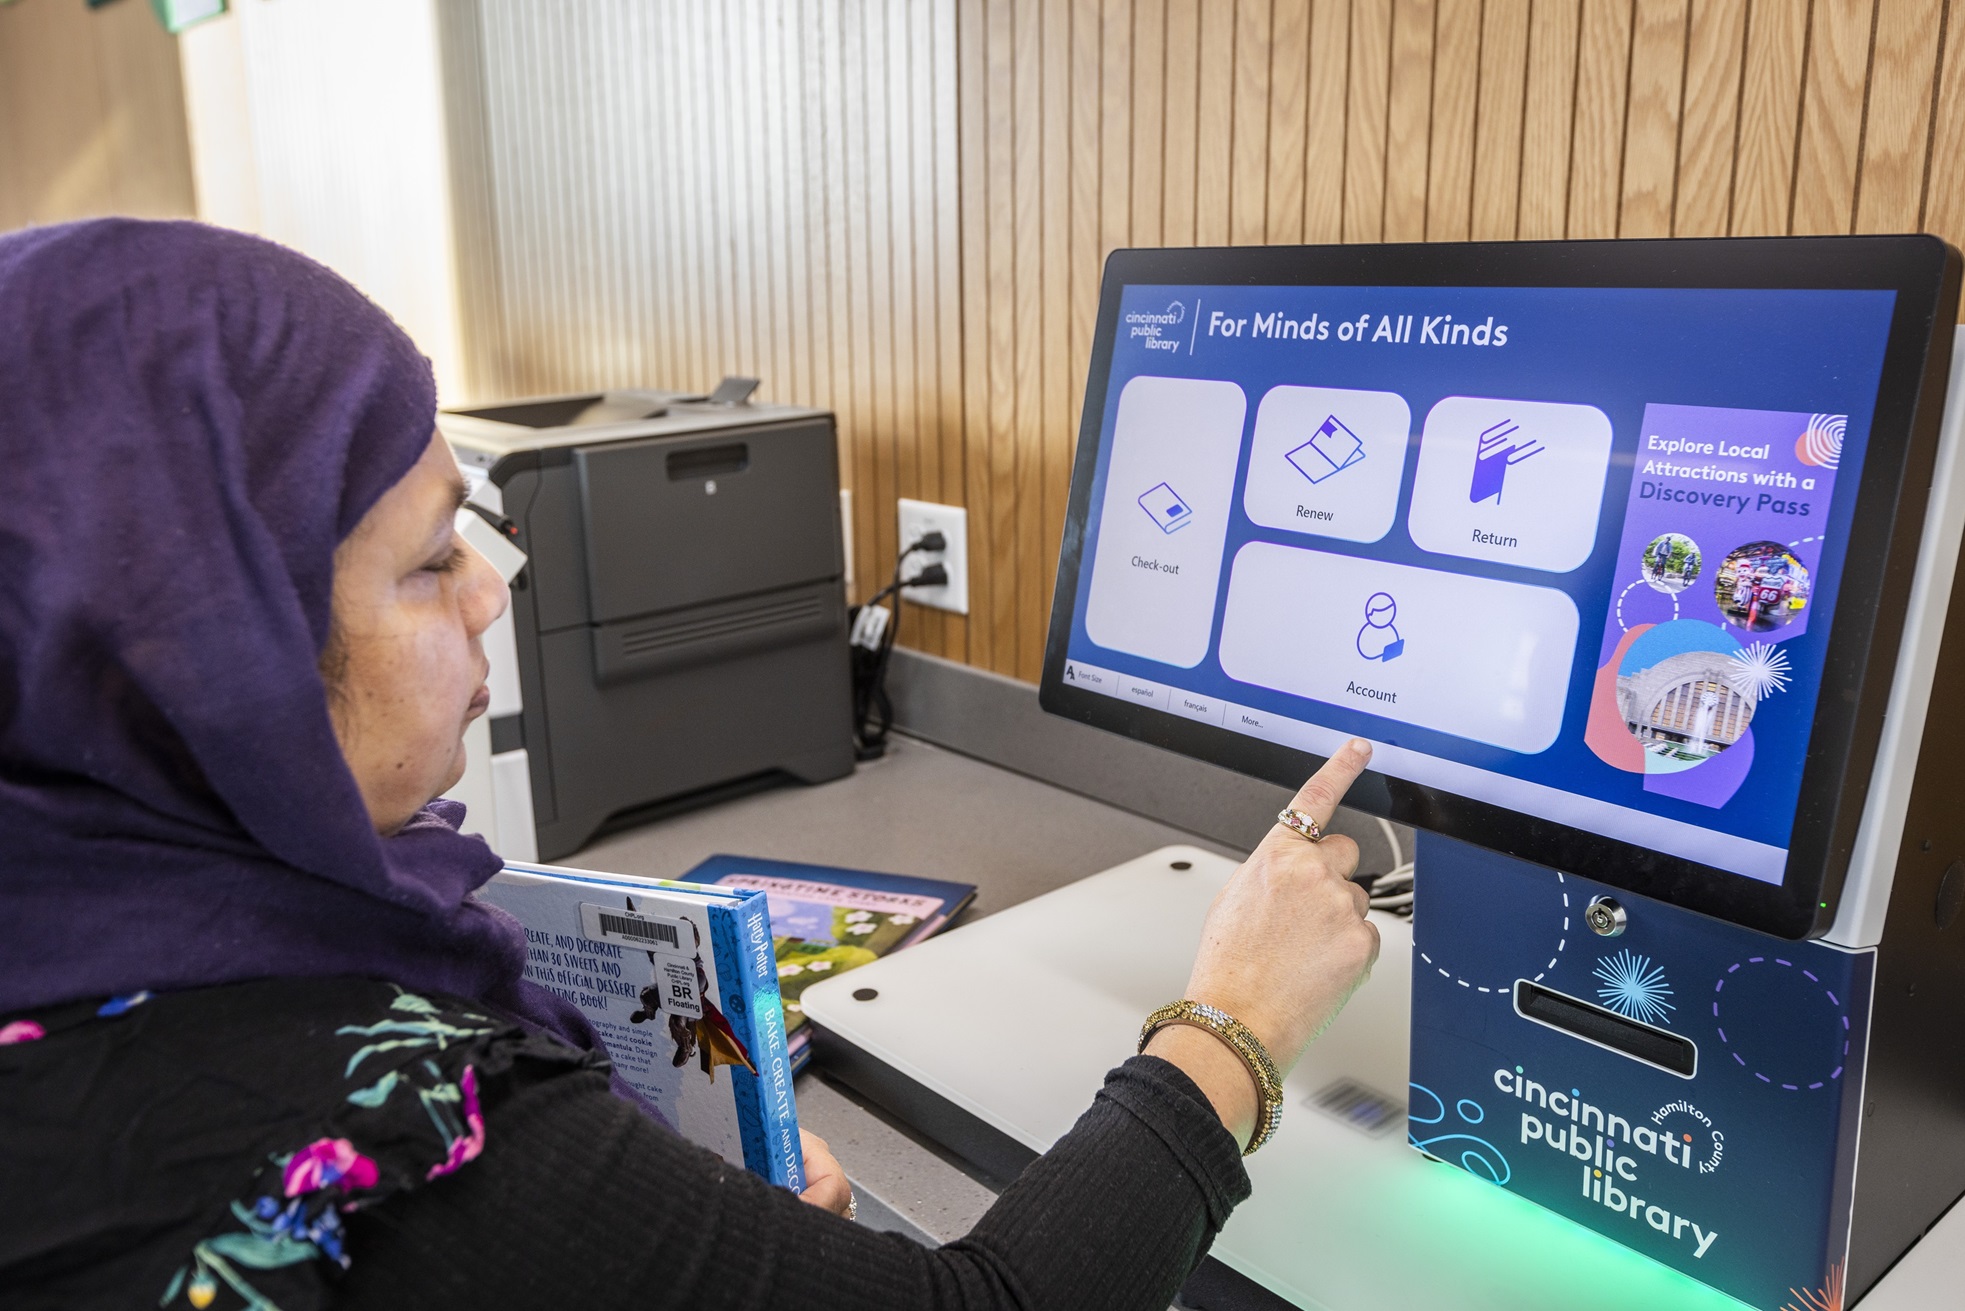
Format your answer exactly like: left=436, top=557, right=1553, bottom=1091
left=474, top=861, right=803, bottom=1190
left=684, top=854, right=976, bottom=1050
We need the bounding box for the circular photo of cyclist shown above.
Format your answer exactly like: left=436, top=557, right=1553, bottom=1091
left=1640, top=532, right=1702, bottom=593
left=1715, top=541, right=1810, bottom=632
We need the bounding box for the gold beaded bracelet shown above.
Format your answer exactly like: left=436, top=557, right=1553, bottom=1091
left=1138, top=999, right=1284, bottom=1156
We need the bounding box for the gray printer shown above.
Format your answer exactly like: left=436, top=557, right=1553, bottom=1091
left=439, top=390, right=853, bottom=861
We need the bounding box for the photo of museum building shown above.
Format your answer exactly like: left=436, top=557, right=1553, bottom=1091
left=1616, top=650, right=1755, bottom=761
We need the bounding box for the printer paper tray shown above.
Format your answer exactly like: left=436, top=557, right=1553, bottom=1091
left=590, top=581, right=843, bottom=684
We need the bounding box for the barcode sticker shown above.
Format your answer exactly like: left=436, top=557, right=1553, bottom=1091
left=1307, top=1077, right=1404, bottom=1137
left=580, top=902, right=687, bottom=951
left=578, top=903, right=706, bottom=1018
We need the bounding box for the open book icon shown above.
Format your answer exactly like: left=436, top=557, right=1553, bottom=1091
left=1286, top=414, right=1367, bottom=484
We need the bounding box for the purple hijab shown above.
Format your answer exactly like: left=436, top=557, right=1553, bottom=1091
left=0, top=219, right=603, bottom=1058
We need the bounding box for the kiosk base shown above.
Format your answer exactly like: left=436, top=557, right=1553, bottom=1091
left=1411, top=833, right=1872, bottom=1309
left=1410, top=832, right=1965, bottom=1311
left=800, top=845, right=1897, bottom=1310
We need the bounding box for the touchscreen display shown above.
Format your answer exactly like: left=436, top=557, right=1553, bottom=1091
left=1060, top=284, right=1898, bottom=886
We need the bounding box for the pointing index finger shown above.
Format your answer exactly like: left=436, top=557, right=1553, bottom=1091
left=1267, top=738, right=1374, bottom=847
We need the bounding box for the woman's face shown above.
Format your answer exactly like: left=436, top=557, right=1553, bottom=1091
left=324, top=433, right=508, bottom=834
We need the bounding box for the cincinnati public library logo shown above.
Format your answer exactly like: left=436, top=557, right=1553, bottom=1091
left=1498, top=1065, right=1725, bottom=1259
left=1123, top=300, right=1188, bottom=352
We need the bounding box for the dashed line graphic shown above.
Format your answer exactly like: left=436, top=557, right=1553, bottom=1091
left=1615, top=540, right=1817, bottom=633
left=1615, top=578, right=1679, bottom=632
left=1419, top=872, right=1569, bottom=994
left=1712, top=955, right=1850, bottom=1090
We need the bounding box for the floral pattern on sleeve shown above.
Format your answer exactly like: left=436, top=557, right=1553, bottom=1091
left=157, top=988, right=533, bottom=1311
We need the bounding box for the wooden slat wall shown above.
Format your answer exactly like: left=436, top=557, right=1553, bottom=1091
left=957, top=0, right=1965, bottom=682
left=24, top=0, right=1965, bottom=684
left=415, top=0, right=1965, bottom=684
left=448, top=0, right=968, bottom=657
left=0, top=0, right=195, bottom=232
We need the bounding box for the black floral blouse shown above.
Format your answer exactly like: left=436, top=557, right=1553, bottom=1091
left=0, top=976, right=606, bottom=1309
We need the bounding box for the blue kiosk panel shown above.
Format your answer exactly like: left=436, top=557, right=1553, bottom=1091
left=1410, top=833, right=1875, bottom=1310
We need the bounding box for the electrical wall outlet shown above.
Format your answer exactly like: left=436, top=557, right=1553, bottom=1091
left=896, top=497, right=969, bottom=614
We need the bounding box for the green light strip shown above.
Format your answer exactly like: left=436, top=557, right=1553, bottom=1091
left=1368, top=1157, right=1758, bottom=1310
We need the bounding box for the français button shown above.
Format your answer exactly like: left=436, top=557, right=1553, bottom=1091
left=1169, top=690, right=1227, bottom=725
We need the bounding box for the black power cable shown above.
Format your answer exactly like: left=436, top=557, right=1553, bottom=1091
left=849, top=532, right=946, bottom=760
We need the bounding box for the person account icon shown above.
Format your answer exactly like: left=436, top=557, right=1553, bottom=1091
left=1356, top=592, right=1404, bottom=661
left=1138, top=482, right=1194, bottom=533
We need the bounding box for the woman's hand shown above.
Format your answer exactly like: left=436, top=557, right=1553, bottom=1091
left=1146, top=738, right=1382, bottom=1146
left=796, top=1129, right=854, bottom=1217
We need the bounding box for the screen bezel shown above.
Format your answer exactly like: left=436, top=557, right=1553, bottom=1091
left=1040, top=237, right=1959, bottom=939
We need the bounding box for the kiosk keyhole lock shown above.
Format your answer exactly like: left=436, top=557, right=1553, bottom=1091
left=1585, top=896, right=1627, bottom=937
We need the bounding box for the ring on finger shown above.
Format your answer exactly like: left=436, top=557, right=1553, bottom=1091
left=847, top=1191, right=858, bottom=1222
left=1277, top=807, right=1325, bottom=843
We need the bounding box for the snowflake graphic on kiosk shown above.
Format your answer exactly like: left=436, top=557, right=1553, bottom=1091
left=1727, top=641, right=1793, bottom=699
left=1593, top=949, right=1676, bottom=1026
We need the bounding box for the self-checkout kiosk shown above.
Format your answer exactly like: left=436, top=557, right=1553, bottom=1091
left=802, top=236, right=1965, bottom=1309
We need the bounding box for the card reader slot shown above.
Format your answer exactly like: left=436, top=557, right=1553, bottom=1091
left=1514, top=979, right=1698, bottom=1077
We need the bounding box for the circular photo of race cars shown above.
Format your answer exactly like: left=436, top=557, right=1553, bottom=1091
left=1714, top=541, right=1810, bottom=632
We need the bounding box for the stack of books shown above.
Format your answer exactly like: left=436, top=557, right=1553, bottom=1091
left=475, top=862, right=805, bottom=1186
left=471, top=855, right=974, bottom=1185
left=684, top=855, right=976, bottom=1075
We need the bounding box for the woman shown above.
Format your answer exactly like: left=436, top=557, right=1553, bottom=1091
left=0, top=219, right=1379, bottom=1309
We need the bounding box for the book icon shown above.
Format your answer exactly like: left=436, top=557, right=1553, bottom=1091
left=1469, top=418, right=1544, bottom=505
left=1286, top=414, right=1368, bottom=484
left=1138, top=481, right=1194, bottom=533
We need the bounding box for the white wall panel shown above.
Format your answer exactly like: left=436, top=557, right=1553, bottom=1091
left=179, top=0, right=962, bottom=652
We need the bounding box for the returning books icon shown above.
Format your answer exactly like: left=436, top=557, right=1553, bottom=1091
left=1469, top=418, right=1544, bottom=505
left=1287, top=414, right=1368, bottom=484
left=1139, top=482, right=1194, bottom=533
